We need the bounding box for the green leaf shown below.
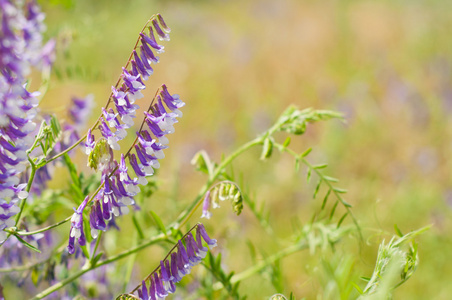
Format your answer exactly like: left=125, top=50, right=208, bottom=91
left=132, top=215, right=144, bottom=240
left=300, top=147, right=312, bottom=158
left=333, top=187, right=348, bottom=194
left=31, top=267, right=40, bottom=286
left=337, top=212, right=348, bottom=228
left=313, top=180, right=321, bottom=199
left=313, top=164, right=328, bottom=169
left=394, top=224, right=404, bottom=237
left=321, top=189, right=331, bottom=210
left=260, top=137, right=273, bottom=160
left=323, top=176, right=339, bottom=182
left=63, top=153, right=81, bottom=188
left=282, top=137, right=291, bottom=148
left=329, top=200, right=339, bottom=220
left=91, top=252, right=104, bottom=266
left=149, top=211, right=166, bottom=235
left=191, top=150, right=213, bottom=175
left=306, top=168, right=311, bottom=183
left=14, top=235, right=41, bottom=253
left=295, top=158, right=300, bottom=172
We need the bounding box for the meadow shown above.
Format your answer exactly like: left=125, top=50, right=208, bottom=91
left=2, top=0, right=452, bottom=299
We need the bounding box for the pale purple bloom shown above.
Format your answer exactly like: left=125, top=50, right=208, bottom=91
left=69, top=94, right=94, bottom=128
left=201, top=190, right=212, bottom=219
left=85, top=128, right=95, bottom=155
left=0, top=0, right=54, bottom=242
left=67, top=196, right=89, bottom=254
left=133, top=224, right=215, bottom=300
left=152, top=19, right=170, bottom=41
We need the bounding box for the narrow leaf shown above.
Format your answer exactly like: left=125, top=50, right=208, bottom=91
left=329, top=200, right=339, bottom=220
left=295, top=158, right=300, bottom=172
left=313, top=180, right=321, bottom=199
left=394, top=224, right=404, bottom=237
left=283, top=137, right=291, bottom=147
left=321, top=189, right=331, bottom=210
left=132, top=215, right=144, bottom=240
left=260, top=137, right=273, bottom=160
left=149, top=211, right=166, bottom=235
left=313, top=164, right=328, bottom=169
left=14, top=235, right=41, bottom=253
left=333, top=187, right=348, bottom=194
left=300, top=147, right=312, bottom=158
left=323, top=176, right=339, bottom=182
left=337, top=212, right=348, bottom=228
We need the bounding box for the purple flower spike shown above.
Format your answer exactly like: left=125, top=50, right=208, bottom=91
left=67, top=196, right=89, bottom=254
left=148, top=275, right=157, bottom=300
left=197, top=223, right=217, bottom=248
left=201, top=190, right=212, bottom=219
left=129, top=154, right=148, bottom=185
left=161, top=85, right=185, bottom=117
left=160, top=260, right=170, bottom=282
left=140, top=43, right=159, bottom=64
left=185, top=233, right=201, bottom=266
left=140, top=30, right=164, bottom=53
left=69, top=94, right=94, bottom=128
left=141, top=280, right=149, bottom=300
left=157, top=14, right=171, bottom=33
left=196, top=226, right=209, bottom=257
left=145, top=118, right=170, bottom=145
left=152, top=19, right=170, bottom=41
left=154, top=273, right=167, bottom=298
left=170, top=252, right=182, bottom=282
left=89, top=200, right=106, bottom=238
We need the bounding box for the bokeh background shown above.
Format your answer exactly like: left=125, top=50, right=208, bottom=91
left=22, top=0, right=452, bottom=298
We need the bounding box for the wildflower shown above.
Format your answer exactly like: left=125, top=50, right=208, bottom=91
left=201, top=190, right=212, bottom=219
left=67, top=196, right=89, bottom=254
left=81, top=14, right=187, bottom=244
left=132, top=224, right=216, bottom=300
left=0, top=0, right=54, bottom=242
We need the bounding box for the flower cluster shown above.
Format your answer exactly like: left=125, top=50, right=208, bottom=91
left=135, top=224, right=217, bottom=300
left=78, top=15, right=184, bottom=243
left=0, top=0, right=54, bottom=242
left=92, top=14, right=172, bottom=152
left=201, top=181, right=243, bottom=219
left=67, top=196, right=88, bottom=254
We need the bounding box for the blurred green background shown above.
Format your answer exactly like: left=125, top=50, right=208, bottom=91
left=33, top=0, right=452, bottom=298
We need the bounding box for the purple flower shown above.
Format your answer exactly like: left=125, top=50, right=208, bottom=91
left=0, top=0, right=54, bottom=241
left=151, top=19, right=170, bottom=42
left=85, top=128, right=95, bottom=155
left=69, top=94, right=94, bottom=128
left=133, top=224, right=215, bottom=299
left=201, top=190, right=212, bottom=219
left=67, top=196, right=89, bottom=254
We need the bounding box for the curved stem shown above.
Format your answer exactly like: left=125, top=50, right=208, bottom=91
left=45, top=133, right=88, bottom=164
left=7, top=216, right=71, bottom=236
left=173, top=137, right=264, bottom=230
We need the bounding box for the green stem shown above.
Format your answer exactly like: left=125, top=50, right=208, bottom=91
left=212, top=241, right=308, bottom=290
left=6, top=216, right=71, bottom=236
left=30, top=234, right=166, bottom=300
left=45, top=133, right=88, bottom=164
left=14, top=156, right=37, bottom=227
left=91, top=231, right=103, bottom=260
left=172, top=137, right=264, bottom=229
left=276, top=144, right=363, bottom=241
